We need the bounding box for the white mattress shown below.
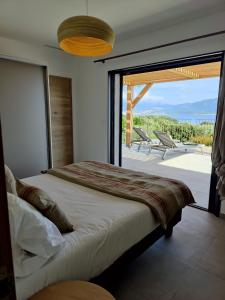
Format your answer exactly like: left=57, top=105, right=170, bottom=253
left=16, top=174, right=159, bottom=300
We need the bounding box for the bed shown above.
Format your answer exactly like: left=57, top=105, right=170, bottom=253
left=15, top=161, right=193, bottom=300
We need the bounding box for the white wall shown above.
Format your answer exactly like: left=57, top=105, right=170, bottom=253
left=0, top=35, right=80, bottom=161
left=0, top=35, right=78, bottom=75
left=74, top=10, right=225, bottom=163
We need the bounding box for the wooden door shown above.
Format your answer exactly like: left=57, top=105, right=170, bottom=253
left=49, top=76, right=73, bottom=168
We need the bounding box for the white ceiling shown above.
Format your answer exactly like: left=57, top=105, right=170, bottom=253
left=0, top=0, right=224, bottom=47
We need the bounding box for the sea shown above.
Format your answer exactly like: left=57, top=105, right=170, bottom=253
left=166, top=112, right=216, bottom=124
left=132, top=111, right=217, bottom=124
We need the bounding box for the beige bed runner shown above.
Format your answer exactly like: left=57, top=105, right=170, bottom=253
left=47, top=161, right=195, bottom=228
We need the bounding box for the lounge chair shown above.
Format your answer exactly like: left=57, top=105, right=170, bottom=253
left=153, top=130, right=204, bottom=159
left=132, top=127, right=160, bottom=152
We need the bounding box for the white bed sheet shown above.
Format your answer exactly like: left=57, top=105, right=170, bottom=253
left=16, top=174, right=159, bottom=300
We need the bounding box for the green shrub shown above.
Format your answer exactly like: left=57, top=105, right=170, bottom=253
left=189, top=135, right=213, bottom=146
left=133, top=116, right=145, bottom=126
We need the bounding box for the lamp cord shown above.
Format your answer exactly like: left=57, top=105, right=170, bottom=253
left=86, top=0, right=88, bottom=16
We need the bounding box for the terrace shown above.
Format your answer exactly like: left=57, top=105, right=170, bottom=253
left=122, top=144, right=211, bottom=208
left=122, top=62, right=221, bottom=209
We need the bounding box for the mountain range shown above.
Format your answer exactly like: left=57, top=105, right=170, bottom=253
left=131, top=98, right=217, bottom=122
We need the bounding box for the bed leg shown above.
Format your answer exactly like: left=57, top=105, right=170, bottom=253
left=165, top=226, right=173, bottom=238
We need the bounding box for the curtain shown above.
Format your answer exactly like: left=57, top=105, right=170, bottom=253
left=212, top=54, right=225, bottom=200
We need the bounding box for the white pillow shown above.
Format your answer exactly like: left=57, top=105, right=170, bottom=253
left=11, top=242, right=50, bottom=278
left=7, top=193, right=65, bottom=277
left=5, top=165, right=17, bottom=195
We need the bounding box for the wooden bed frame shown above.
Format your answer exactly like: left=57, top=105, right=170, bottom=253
left=92, top=209, right=182, bottom=291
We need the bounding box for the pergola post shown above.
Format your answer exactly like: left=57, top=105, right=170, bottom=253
left=125, top=83, right=153, bottom=147
left=126, top=85, right=133, bottom=147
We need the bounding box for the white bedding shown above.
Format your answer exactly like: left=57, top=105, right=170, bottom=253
left=16, top=174, right=159, bottom=300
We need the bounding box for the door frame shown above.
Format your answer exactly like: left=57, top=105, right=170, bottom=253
left=108, top=73, right=123, bottom=166
left=108, top=51, right=224, bottom=215
left=0, top=121, right=16, bottom=299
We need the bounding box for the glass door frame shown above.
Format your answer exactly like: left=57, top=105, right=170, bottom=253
left=108, top=51, right=224, bottom=215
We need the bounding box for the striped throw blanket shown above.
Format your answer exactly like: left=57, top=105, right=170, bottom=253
left=47, top=161, right=195, bottom=228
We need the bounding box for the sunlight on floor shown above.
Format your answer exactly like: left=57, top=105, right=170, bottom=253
left=159, top=153, right=211, bottom=174
left=122, top=145, right=156, bottom=161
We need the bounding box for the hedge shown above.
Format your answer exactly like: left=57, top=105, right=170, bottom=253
left=122, top=115, right=214, bottom=145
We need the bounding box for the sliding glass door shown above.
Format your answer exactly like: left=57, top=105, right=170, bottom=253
left=109, top=52, right=224, bottom=215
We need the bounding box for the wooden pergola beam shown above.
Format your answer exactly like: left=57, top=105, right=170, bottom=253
left=123, top=62, right=220, bottom=86
left=170, top=67, right=200, bottom=79
left=132, top=83, right=153, bottom=108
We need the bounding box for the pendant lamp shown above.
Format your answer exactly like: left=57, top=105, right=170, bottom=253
left=57, top=1, right=115, bottom=57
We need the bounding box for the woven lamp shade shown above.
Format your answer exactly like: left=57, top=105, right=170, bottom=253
left=58, top=16, right=115, bottom=57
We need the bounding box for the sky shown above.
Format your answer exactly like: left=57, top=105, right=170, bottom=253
left=122, top=77, right=220, bottom=111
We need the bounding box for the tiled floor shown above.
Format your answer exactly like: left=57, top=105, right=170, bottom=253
left=122, top=145, right=211, bottom=209
left=112, top=207, right=225, bottom=300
